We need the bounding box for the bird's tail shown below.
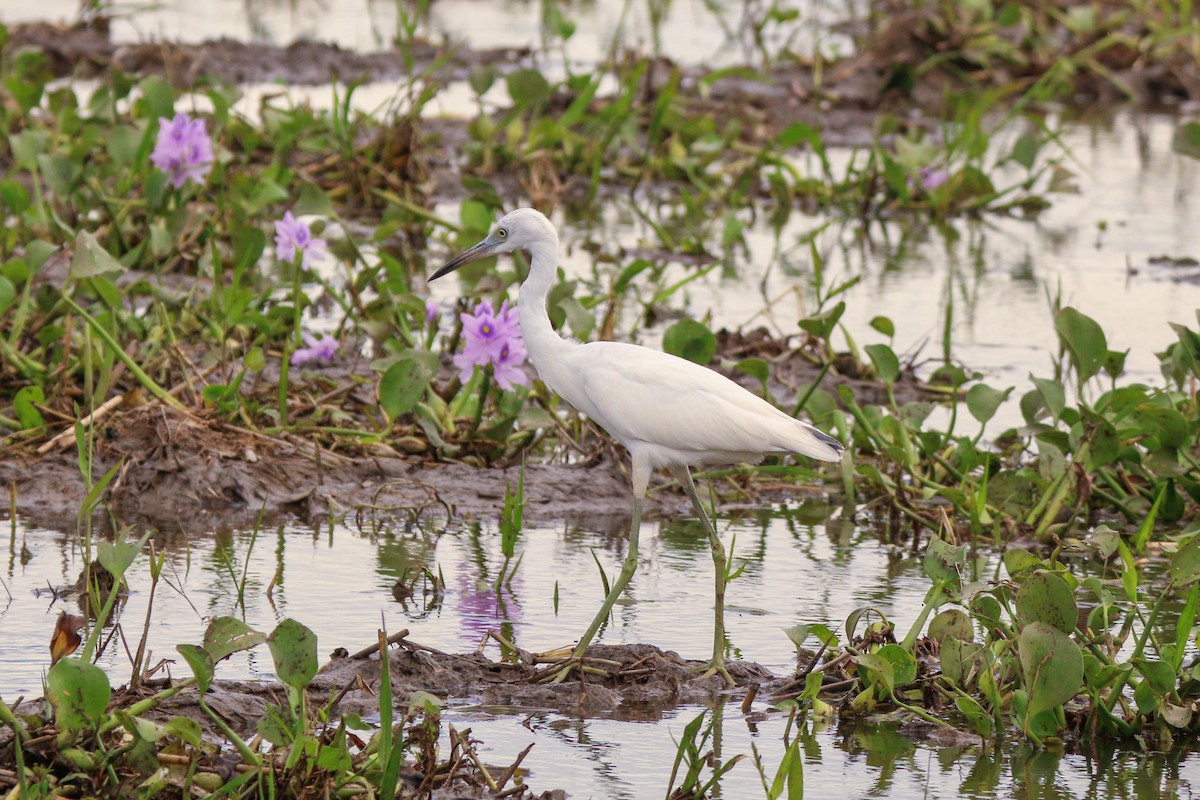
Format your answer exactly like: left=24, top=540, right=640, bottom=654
left=791, top=423, right=845, bottom=463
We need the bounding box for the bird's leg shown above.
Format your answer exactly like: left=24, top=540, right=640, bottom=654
left=672, top=466, right=735, bottom=688
left=547, top=497, right=642, bottom=683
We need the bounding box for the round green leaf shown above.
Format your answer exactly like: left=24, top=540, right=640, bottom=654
left=966, top=383, right=1013, bottom=424
left=1018, top=621, right=1083, bottom=720
left=204, top=616, right=267, bottom=663
left=378, top=352, right=437, bottom=421
left=267, top=618, right=318, bottom=690
left=928, top=609, right=973, bottom=643
left=1054, top=307, right=1107, bottom=383
left=1016, top=571, right=1077, bottom=633
left=662, top=319, right=716, bottom=365
left=47, top=658, right=112, bottom=732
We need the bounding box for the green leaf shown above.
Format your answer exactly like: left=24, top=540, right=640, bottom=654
left=798, top=301, right=844, bottom=341
left=1015, top=571, right=1077, bottom=634
left=96, top=528, right=153, bottom=578
left=69, top=229, right=127, bottom=282
left=1170, top=535, right=1200, bottom=587
left=1018, top=621, right=1083, bottom=721
left=1010, top=131, right=1041, bottom=170
left=928, top=609, right=973, bottom=643
left=734, top=358, right=770, bottom=391
left=924, top=537, right=967, bottom=589
left=204, top=616, right=267, bottom=663
left=138, top=76, right=176, bottom=121
left=12, top=385, right=44, bottom=429
left=106, top=124, right=142, bottom=167
left=0, top=274, right=14, bottom=314
left=864, top=343, right=900, bottom=385
left=1134, top=658, right=1176, bottom=697
left=941, top=637, right=989, bottom=687
left=378, top=351, right=437, bottom=420
left=966, top=383, right=1012, bottom=424
left=662, top=319, right=716, bottom=365
left=1054, top=307, right=1107, bottom=383
left=1173, top=121, right=1200, bottom=160
left=294, top=182, right=334, bottom=217
left=1029, top=375, right=1066, bottom=422
left=868, top=316, right=895, bottom=337
left=267, top=618, right=318, bottom=690
left=505, top=68, right=551, bottom=108
left=176, top=644, right=214, bottom=694
left=46, top=658, right=111, bottom=733
left=244, top=347, right=265, bottom=372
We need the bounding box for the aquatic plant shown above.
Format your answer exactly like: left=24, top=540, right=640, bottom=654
left=151, top=112, right=213, bottom=189
left=273, top=211, right=327, bottom=267
left=453, top=300, right=529, bottom=391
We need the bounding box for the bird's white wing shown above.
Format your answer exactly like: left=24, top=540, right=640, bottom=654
left=549, top=341, right=840, bottom=463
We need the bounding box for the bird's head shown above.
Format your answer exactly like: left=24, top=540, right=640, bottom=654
left=429, top=208, right=557, bottom=281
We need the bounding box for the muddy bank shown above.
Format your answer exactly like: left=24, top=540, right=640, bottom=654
left=0, top=326, right=911, bottom=532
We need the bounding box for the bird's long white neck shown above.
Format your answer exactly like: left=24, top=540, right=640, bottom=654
left=518, top=240, right=577, bottom=388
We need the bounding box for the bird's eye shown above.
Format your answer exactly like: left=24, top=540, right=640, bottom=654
left=497, top=227, right=508, bottom=239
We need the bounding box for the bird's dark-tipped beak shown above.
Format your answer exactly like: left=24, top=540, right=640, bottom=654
left=428, top=235, right=500, bottom=282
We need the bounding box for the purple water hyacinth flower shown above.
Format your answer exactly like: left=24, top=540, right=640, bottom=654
left=452, top=300, right=528, bottom=388
left=274, top=211, right=327, bottom=268
left=151, top=113, right=214, bottom=188
left=490, top=337, right=529, bottom=391
left=290, top=332, right=339, bottom=366
left=920, top=166, right=949, bottom=191
left=425, top=298, right=440, bottom=325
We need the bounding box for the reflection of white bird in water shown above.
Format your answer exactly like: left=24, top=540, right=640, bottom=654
left=430, top=208, right=844, bottom=684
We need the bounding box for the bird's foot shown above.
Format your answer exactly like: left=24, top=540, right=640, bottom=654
left=694, top=658, right=736, bottom=688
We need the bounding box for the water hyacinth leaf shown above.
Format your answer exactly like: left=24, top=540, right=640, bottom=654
left=734, top=358, right=770, bottom=394
left=924, top=537, right=967, bottom=589
left=176, top=644, right=214, bottom=694
left=876, top=644, right=917, bottom=687
left=13, top=385, right=44, bottom=429
left=47, top=658, right=111, bottom=732
left=96, top=528, right=153, bottom=578
left=845, top=606, right=889, bottom=642
left=204, top=616, right=267, bottom=663
left=864, top=343, right=900, bottom=385
left=1135, top=404, right=1189, bottom=448
left=869, top=315, right=895, bottom=337
left=1029, top=375, right=1066, bottom=422
left=1004, top=548, right=1042, bottom=577
left=663, top=319, right=717, bottom=365
left=379, top=352, right=437, bottom=421
left=955, top=695, right=994, bottom=738
left=966, top=383, right=1012, bottom=424
left=1173, top=121, right=1200, bottom=160
left=853, top=652, right=896, bottom=694
left=267, top=618, right=318, bottom=690
left=1016, top=571, right=1077, bottom=634
left=165, top=717, right=204, bottom=748
left=506, top=68, right=551, bottom=108
left=799, top=301, right=844, bottom=340
left=1169, top=535, right=1200, bottom=587
left=1010, top=131, right=1042, bottom=170
left=69, top=230, right=127, bottom=281
left=941, top=637, right=989, bottom=687
left=1018, top=621, right=1083, bottom=720
left=928, top=609, right=974, bottom=643
left=1133, top=658, right=1176, bottom=696
left=294, top=181, right=334, bottom=217
left=1054, top=307, right=1107, bottom=383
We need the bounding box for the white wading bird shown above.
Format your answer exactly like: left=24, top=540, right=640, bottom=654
left=430, top=208, right=844, bottom=685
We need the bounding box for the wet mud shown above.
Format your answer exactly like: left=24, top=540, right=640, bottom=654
left=0, top=327, right=913, bottom=534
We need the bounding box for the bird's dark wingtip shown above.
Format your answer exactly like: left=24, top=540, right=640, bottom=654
left=814, top=429, right=845, bottom=454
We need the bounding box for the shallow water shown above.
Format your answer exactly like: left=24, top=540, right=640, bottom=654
left=4, top=513, right=1200, bottom=798
left=1, top=500, right=913, bottom=694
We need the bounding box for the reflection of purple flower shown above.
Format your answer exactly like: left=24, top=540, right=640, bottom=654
left=456, top=572, right=521, bottom=645
left=920, top=166, right=949, bottom=191
left=290, top=332, right=338, bottom=366
left=452, top=300, right=528, bottom=389
left=274, top=212, right=327, bottom=268
left=151, top=113, right=213, bottom=188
